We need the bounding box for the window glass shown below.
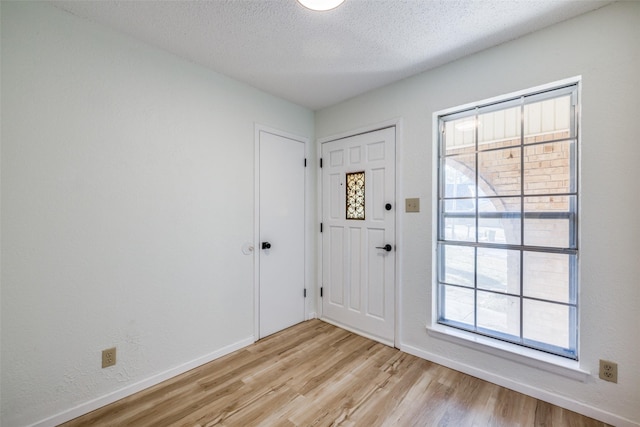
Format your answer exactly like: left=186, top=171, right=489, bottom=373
left=346, top=171, right=365, bottom=220
left=523, top=251, right=575, bottom=304
left=477, top=291, right=521, bottom=338
left=478, top=197, right=521, bottom=245
left=441, top=285, right=474, bottom=328
left=441, top=244, right=475, bottom=287
left=478, top=148, right=521, bottom=196
left=523, top=141, right=576, bottom=195
left=436, top=83, right=579, bottom=359
left=477, top=247, right=520, bottom=294
left=478, top=106, right=521, bottom=148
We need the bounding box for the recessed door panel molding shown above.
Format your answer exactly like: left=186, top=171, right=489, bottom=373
left=349, top=227, right=362, bottom=311
left=330, top=149, right=344, bottom=167
left=371, top=168, right=386, bottom=221
left=329, top=173, right=343, bottom=220
left=349, top=146, right=362, bottom=164
left=329, top=225, right=345, bottom=306
left=367, top=227, right=386, bottom=319
left=367, top=141, right=386, bottom=161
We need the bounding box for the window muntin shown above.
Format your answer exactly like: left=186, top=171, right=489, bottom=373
left=436, top=84, right=579, bottom=359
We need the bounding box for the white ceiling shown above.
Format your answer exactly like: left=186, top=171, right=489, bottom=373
left=52, top=0, right=613, bottom=110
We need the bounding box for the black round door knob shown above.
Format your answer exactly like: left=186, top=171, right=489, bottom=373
left=385, top=203, right=392, bottom=211
left=261, top=242, right=271, bottom=250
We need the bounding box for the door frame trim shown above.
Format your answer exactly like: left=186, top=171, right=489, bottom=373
left=254, top=123, right=310, bottom=341
left=316, top=118, right=404, bottom=348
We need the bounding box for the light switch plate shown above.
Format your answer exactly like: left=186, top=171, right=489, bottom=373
left=405, top=198, right=420, bottom=213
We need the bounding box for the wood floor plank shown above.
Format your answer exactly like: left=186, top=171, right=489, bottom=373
left=60, top=320, right=611, bottom=427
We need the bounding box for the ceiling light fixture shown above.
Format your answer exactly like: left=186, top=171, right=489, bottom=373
left=297, top=0, right=345, bottom=12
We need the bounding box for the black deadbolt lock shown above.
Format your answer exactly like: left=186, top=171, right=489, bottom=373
left=261, top=242, right=271, bottom=250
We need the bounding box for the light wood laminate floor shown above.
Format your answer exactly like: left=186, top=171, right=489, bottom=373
left=61, top=320, right=610, bottom=426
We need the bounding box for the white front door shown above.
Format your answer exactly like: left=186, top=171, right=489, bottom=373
left=321, top=127, right=396, bottom=346
left=258, top=130, right=305, bottom=339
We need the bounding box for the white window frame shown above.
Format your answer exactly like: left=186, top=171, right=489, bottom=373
left=431, top=77, right=582, bottom=367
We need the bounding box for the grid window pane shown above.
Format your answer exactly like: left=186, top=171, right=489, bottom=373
left=442, top=213, right=475, bottom=242
left=477, top=291, right=520, bottom=338
left=523, top=299, right=573, bottom=350
left=441, top=285, right=474, bottom=328
left=478, top=148, right=521, bottom=196
left=524, top=95, right=573, bottom=145
left=523, top=217, right=570, bottom=248
left=444, top=117, right=476, bottom=152
left=478, top=106, right=521, bottom=148
left=478, top=197, right=521, bottom=245
left=437, top=82, right=578, bottom=359
left=524, top=195, right=576, bottom=248
left=477, top=248, right=520, bottom=294
left=443, top=155, right=475, bottom=198
left=442, top=245, right=474, bottom=287
left=524, top=141, right=576, bottom=195
left=523, top=252, right=574, bottom=304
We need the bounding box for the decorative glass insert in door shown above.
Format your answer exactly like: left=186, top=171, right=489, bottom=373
left=346, top=171, right=365, bottom=220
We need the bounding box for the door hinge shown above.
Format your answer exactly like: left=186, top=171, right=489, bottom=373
left=320, top=222, right=323, bottom=233
left=320, top=287, right=323, bottom=298
left=304, top=288, right=307, bottom=298
left=320, top=158, right=323, bottom=168
left=304, top=158, right=307, bottom=167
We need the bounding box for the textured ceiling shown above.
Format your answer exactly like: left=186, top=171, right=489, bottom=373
left=52, top=0, right=613, bottom=110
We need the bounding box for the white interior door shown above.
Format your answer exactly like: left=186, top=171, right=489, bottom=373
left=321, top=127, right=396, bottom=345
left=258, top=130, right=305, bottom=339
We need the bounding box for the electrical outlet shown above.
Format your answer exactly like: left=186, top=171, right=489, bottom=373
left=405, top=198, right=420, bottom=213
left=599, top=359, right=617, bottom=383
left=102, top=347, right=116, bottom=368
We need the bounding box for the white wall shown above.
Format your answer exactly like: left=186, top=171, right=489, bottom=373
left=316, top=2, right=640, bottom=425
left=0, top=2, right=314, bottom=426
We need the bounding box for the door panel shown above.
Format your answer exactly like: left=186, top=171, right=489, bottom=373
left=367, top=227, right=385, bottom=318
left=328, top=226, right=344, bottom=306
left=321, top=127, right=395, bottom=345
left=259, top=130, right=305, bottom=339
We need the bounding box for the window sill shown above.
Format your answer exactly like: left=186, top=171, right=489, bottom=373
left=426, top=324, right=590, bottom=382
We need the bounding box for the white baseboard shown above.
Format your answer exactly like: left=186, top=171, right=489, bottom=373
left=30, top=336, right=255, bottom=427
left=400, top=343, right=639, bottom=427
left=307, top=311, right=317, bottom=320
left=28, top=335, right=637, bottom=427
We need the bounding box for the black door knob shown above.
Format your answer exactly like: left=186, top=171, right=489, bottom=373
left=261, top=242, right=271, bottom=250
left=385, top=203, right=392, bottom=211
left=375, top=244, right=392, bottom=252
